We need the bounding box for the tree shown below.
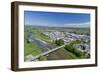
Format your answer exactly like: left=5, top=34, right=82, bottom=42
left=55, top=39, right=64, bottom=46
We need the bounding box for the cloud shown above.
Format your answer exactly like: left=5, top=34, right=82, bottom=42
left=28, top=22, right=90, bottom=28
left=63, top=22, right=90, bottom=27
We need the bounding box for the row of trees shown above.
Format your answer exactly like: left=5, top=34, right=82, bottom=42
left=64, top=44, right=82, bottom=57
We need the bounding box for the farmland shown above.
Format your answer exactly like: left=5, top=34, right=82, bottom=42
left=24, top=25, right=90, bottom=62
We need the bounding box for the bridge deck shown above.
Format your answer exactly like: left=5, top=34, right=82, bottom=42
left=30, top=43, right=68, bottom=61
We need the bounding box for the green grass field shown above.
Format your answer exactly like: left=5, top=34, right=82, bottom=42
left=47, top=48, right=78, bottom=60
left=24, top=42, right=42, bottom=56
left=24, top=26, right=52, bottom=61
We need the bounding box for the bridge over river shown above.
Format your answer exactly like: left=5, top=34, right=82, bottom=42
left=27, top=32, right=69, bottom=61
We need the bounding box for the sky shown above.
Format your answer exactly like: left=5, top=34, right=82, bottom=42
left=24, top=11, right=90, bottom=27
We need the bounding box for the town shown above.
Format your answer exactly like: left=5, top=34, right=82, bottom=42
left=43, top=31, right=90, bottom=53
